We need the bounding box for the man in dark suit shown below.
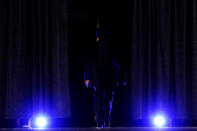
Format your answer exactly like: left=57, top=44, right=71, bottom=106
left=84, top=16, right=121, bottom=128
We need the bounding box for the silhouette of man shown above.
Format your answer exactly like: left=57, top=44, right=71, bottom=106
left=84, top=17, right=121, bottom=128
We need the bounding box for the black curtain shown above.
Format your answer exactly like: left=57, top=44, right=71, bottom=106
left=0, top=0, right=71, bottom=119
left=131, top=0, right=197, bottom=119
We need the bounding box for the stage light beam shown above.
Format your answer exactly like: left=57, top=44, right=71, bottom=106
left=153, top=115, right=166, bottom=127
left=35, top=117, right=47, bottom=128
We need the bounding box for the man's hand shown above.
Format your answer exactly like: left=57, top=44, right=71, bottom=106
left=85, top=80, right=90, bottom=88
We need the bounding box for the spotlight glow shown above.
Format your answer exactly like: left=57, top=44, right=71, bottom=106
left=35, top=117, right=47, bottom=128
left=153, top=116, right=166, bottom=127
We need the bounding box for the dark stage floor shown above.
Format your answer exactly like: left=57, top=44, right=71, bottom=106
left=1, top=127, right=197, bottom=131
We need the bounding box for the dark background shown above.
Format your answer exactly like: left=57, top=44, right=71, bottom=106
left=67, top=0, right=131, bottom=125
left=0, top=0, right=197, bottom=128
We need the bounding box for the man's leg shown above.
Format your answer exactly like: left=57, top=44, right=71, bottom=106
left=95, top=85, right=106, bottom=128
left=104, top=84, right=114, bottom=127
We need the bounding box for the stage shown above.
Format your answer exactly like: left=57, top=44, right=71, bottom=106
left=1, top=127, right=197, bottom=131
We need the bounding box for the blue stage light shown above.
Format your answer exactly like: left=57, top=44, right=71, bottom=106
left=153, top=115, right=166, bottom=127
left=35, top=117, right=47, bottom=128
